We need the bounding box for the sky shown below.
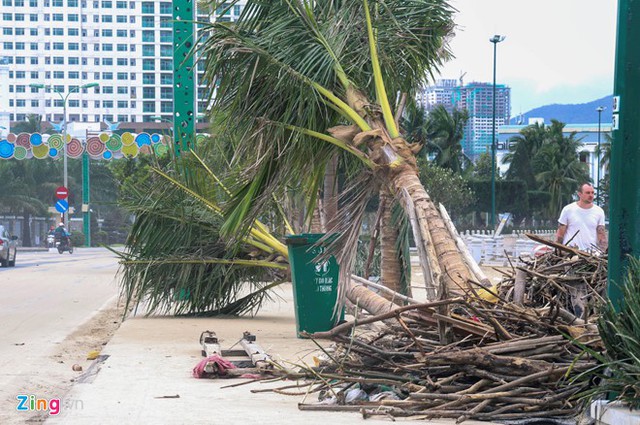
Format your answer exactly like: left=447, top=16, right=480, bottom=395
left=437, top=0, right=618, bottom=114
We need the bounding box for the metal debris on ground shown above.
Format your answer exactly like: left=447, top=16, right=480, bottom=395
left=194, top=331, right=276, bottom=379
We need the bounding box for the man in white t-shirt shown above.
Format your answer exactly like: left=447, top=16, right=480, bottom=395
left=556, top=183, right=607, bottom=252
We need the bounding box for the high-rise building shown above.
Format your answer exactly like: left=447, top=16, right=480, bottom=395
left=0, top=0, right=245, bottom=127
left=419, top=80, right=511, bottom=160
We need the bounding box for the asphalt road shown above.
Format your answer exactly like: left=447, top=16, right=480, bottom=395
left=0, top=248, right=120, bottom=423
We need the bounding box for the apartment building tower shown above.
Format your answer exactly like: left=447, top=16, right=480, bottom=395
left=0, top=0, right=245, bottom=126
left=419, top=79, right=511, bottom=160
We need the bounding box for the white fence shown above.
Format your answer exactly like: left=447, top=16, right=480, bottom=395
left=460, top=230, right=555, bottom=266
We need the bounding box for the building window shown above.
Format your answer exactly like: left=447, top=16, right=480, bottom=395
left=52, top=13, right=63, bottom=21
left=101, top=15, right=112, bottom=22
left=101, top=0, right=111, bottom=7
left=142, top=73, right=155, bottom=84
left=117, top=87, right=127, bottom=94
left=115, top=15, right=126, bottom=23
left=116, top=0, right=125, bottom=8
left=68, top=99, right=79, bottom=107
left=141, top=1, right=153, bottom=13
left=15, top=42, right=25, bottom=50
left=160, top=2, right=171, bottom=14
left=5, top=41, right=15, bottom=49
left=116, top=29, right=126, bottom=37
left=30, top=57, right=38, bottom=65
left=160, top=31, right=172, bottom=43
left=30, top=42, right=38, bottom=50
left=68, top=28, right=79, bottom=36
left=117, top=101, right=128, bottom=108
left=16, top=100, right=26, bottom=107
left=53, top=28, right=63, bottom=36
left=3, top=13, right=13, bottom=21
left=53, top=56, right=64, bottom=64
left=69, top=57, right=79, bottom=65
left=52, top=0, right=62, bottom=5
left=160, top=45, right=172, bottom=57
left=160, top=74, right=172, bottom=85
left=53, top=71, right=64, bottom=78
left=30, top=71, right=38, bottom=78
left=29, top=13, right=37, bottom=21
left=68, top=14, right=79, bottom=21
left=2, top=28, right=12, bottom=35
left=141, top=16, right=153, bottom=27
left=31, top=100, right=39, bottom=107
left=103, top=86, right=113, bottom=94
left=68, top=71, right=79, bottom=79
left=142, top=87, right=155, bottom=99
left=142, top=45, right=155, bottom=57
left=102, top=44, right=113, bottom=51
left=16, top=57, right=25, bottom=64
left=143, top=102, right=156, bottom=113
left=102, top=72, right=113, bottom=80
left=15, top=71, right=25, bottom=78
left=142, top=59, right=155, bottom=70
left=68, top=0, right=78, bottom=6
left=117, top=58, right=127, bottom=66
left=102, top=29, right=112, bottom=37
left=103, top=100, right=114, bottom=108
left=15, top=85, right=25, bottom=92
left=160, top=87, right=172, bottom=99
left=117, top=44, right=127, bottom=52
left=117, top=72, right=128, bottom=80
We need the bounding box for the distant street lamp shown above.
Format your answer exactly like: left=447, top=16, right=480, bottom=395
left=30, top=82, right=99, bottom=224
left=490, top=34, right=505, bottom=231
left=596, top=106, right=605, bottom=205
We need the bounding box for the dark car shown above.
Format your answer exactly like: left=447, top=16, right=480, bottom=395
left=0, top=225, right=17, bottom=267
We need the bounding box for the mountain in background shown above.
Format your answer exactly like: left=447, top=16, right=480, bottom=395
left=510, top=95, right=613, bottom=125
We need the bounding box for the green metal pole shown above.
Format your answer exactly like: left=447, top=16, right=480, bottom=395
left=608, top=0, right=640, bottom=310
left=172, top=0, right=196, bottom=156
left=82, top=151, right=90, bottom=247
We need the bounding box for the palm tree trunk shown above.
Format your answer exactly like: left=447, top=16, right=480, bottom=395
left=379, top=190, right=406, bottom=304
left=322, top=153, right=339, bottom=232
left=392, top=169, right=473, bottom=298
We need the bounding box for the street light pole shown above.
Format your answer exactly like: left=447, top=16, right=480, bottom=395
left=30, top=82, right=99, bottom=225
left=596, top=106, right=604, bottom=205
left=490, top=34, right=505, bottom=231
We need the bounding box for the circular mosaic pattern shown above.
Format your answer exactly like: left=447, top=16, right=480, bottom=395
left=48, top=134, right=64, bottom=150
left=30, top=133, right=43, bottom=146
left=32, top=144, right=49, bottom=159
left=135, top=133, right=152, bottom=147
left=13, top=146, right=28, bottom=160
left=151, top=133, right=161, bottom=144
left=86, top=137, right=105, bottom=157
left=99, top=133, right=110, bottom=143
left=15, top=133, right=30, bottom=148
left=154, top=143, right=169, bottom=156
left=121, top=143, right=139, bottom=158
left=7, top=133, right=17, bottom=143
left=0, top=140, right=15, bottom=159
left=66, top=138, right=84, bottom=158
left=196, top=134, right=207, bottom=144
left=121, top=132, right=135, bottom=146
left=106, top=134, right=123, bottom=152
left=103, top=150, right=113, bottom=160
left=49, top=148, right=59, bottom=158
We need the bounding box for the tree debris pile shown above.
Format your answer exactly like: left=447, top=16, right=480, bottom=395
left=272, top=237, right=608, bottom=423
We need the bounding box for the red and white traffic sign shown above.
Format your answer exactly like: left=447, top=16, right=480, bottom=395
left=55, top=186, right=69, bottom=200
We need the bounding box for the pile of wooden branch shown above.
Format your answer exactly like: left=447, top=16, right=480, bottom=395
left=263, top=234, right=607, bottom=423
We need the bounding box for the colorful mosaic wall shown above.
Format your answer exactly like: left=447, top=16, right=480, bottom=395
left=0, top=132, right=172, bottom=160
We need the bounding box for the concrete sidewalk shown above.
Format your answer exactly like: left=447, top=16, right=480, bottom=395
left=46, top=284, right=492, bottom=425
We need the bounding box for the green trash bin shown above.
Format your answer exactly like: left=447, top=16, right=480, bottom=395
left=285, top=233, right=343, bottom=338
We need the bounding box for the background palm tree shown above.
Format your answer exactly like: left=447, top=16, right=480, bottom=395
left=533, top=121, right=589, bottom=218
left=503, top=122, right=546, bottom=190
left=425, top=105, right=470, bottom=174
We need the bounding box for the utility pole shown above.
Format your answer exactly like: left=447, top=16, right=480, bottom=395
left=608, top=0, right=640, bottom=310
